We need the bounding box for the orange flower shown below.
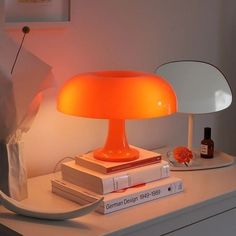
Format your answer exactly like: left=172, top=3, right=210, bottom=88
left=173, top=146, right=193, bottom=164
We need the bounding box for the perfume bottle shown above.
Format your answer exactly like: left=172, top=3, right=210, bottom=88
left=200, top=127, right=214, bottom=158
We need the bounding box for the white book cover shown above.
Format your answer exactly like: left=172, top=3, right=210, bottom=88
left=61, top=160, right=170, bottom=194
left=75, top=146, right=162, bottom=174
left=52, top=176, right=183, bottom=214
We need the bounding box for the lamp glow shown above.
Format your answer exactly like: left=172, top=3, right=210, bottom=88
left=57, top=71, right=177, bottom=162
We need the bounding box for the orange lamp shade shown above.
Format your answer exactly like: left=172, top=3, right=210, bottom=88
left=57, top=71, right=177, bottom=162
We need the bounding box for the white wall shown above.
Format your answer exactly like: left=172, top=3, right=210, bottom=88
left=0, top=0, right=235, bottom=177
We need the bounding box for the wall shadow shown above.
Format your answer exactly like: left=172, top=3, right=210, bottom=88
left=217, top=0, right=236, bottom=155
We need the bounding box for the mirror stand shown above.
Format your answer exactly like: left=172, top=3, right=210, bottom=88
left=187, top=113, right=194, bottom=150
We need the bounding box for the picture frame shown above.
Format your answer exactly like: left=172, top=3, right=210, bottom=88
left=4, top=0, right=70, bottom=29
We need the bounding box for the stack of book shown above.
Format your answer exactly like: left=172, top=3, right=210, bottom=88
left=51, top=146, right=183, bottom=214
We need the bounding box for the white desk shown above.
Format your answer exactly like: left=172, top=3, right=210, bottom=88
left=1, top=153, right=236, bottom=236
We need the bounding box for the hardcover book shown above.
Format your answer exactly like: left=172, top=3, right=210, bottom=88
left=75, top=146, right=162, bottom=174
left=61, top=160, right=170, bottom=194
left=52, top=176, right=183, bottom=214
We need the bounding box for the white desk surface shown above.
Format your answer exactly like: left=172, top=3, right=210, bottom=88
left=1, top=152, right=236, bottom=236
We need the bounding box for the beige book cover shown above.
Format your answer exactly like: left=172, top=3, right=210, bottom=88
left=75, top=146, right=162, bottom=174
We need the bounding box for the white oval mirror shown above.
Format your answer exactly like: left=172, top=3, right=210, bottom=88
left=155, top=61, right=233, bottom=150
left=155, top=61, right=232, bottom=114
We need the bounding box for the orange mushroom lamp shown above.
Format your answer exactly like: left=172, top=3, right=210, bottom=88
left=57, top=71, right=177, bottom=162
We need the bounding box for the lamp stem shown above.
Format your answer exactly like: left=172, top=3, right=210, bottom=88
left=93, top=119, right=139, bottom=162
left=104, top=119, right=129, bottom=150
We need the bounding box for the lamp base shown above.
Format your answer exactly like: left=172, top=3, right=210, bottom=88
left=94, top=147, right=139, bottom=162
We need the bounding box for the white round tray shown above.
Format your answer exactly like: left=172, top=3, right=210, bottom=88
left=163, top=149, right=235, bottom=171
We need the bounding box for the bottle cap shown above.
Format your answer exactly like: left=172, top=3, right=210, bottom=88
left=204, top=127, right=211, bottom=139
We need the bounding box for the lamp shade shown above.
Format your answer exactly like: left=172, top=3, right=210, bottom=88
left=57, top=70, right=177, bottom=162
left=57, top=71, right=177, bottom=119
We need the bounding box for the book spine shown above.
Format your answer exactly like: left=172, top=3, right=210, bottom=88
left=105, top=164, right=170, bottom=194
left=107, top=156, right=162, bottom=173
left=61, top=162, right=170, bottom=195
left=75, top=156, right=162, bottom=174
left=102, top=179, right=183, bottom=214
left=52, top=179, right=183, bottom=214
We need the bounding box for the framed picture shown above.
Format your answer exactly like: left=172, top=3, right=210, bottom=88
left=4, top=0, right=70, bottom=29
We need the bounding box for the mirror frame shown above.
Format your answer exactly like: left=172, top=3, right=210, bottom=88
left=155, top=60, right=233, bottom=150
